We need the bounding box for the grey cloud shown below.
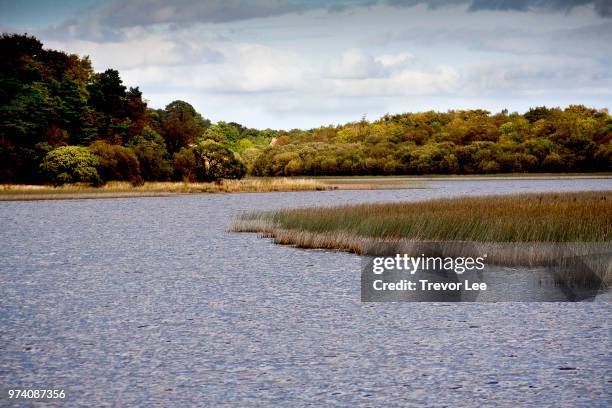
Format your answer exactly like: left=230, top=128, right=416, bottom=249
left=52, top=0, right=612, bottom=38
left=594, top=0, right=612, bottom=16
left=384, top=0, right=466, bottom=8
left=467, top=0, right=612, bottom=17
left=41, top=17, right=126, bottom=42
left=386, top=0, right=611, bottom=17
left=173, top=43, right=225, bottom=64
left=32, top=0, right=611, bottom=43
left=94, top=0, right=315, bottom=28
left=371, top=21, right=612, bottom=63
left=39, top=0, right=326, bottom=42
left=460, top=55, right=612, bottom=96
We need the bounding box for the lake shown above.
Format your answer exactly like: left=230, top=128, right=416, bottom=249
left=1, top=178, right=611, bottom=406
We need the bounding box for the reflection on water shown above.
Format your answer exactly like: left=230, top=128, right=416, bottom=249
left=0, top=178, right=611, bottom=406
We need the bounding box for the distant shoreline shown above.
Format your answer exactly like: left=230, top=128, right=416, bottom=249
left=1, top=173, right=610, bottom=201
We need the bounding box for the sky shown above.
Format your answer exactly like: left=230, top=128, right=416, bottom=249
left=1, top=0, right=611, bottom=129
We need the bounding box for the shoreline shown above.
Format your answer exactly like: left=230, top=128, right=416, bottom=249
left=232, top=191, right=612, bottom=285
left=235, top=224, right=612, bottom=286
left=1, top=173, right=610, bottom=201
left=0, top=178, right=333, bottom=201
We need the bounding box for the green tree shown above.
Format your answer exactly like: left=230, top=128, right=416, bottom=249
left=88, top=141, right=141, bottom=183
left=203, top=121, right=243, bottom=144
left=157, top=100, right=210, bottom=154
left=172, top=147, right=197, bottom=181
left=87, top=69, right=126, bottom=117
left=173, top=141, right=246, bottom=181
left=56, top=75, right=95, bottom=145
left=194, top=140, right=245, bottom=181
left=129, top=127, right=172, bottom=181
left=0, top=82, right=58, bottom=182
left=40, top=146, right=100, bottom=185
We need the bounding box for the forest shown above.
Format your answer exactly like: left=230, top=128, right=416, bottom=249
left=1, top=33, right=610, bottom=185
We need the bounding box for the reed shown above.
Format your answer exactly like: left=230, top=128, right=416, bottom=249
left=233, top=191, right=612, bottom=284
left=0, top=178, right=331, bottom=200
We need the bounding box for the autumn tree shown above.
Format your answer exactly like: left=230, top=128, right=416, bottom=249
left=156, top=100, right=210, bottom=154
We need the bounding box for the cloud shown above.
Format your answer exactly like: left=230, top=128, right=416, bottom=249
left=467, top=0, right=611, bottom=17
left=461, top=55, right=612, bottom=95
left=12, top=0, right=609, bottom=128
left=109, top=40, right=308, bottom=94
left=328, top=50, right=460, bottom=96
left=331, top=65, right=460, bottom=97
left=95, top=0, right=311, bottom=27
left=93, top=0, right=612, bottom=28
left=218, top=43, right=307, bottom=93
left=384, top=0, right=466, bottom=9
left=31, top=0, right=609, bottom=44
left=42, top=17, right=126, bottom=42
left=369, top=15, right=612, bottom=63
left=38, top=0, right=315, bottom=41
left=387, top=0, right=611, bottom=17
left=325, top=47, right=611, bottom=101
left=38, top=0, right=612, bottom=43
left=327, top=49, right=387, bottom=79
left=45, top=30, right=225, bottom=70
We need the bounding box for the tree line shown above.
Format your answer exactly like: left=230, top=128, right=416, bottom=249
left=0, top=34, right=254, bottom=185
left=252, top=107, right=611, bottom=176
left=1, top=34, right=610, bottom=185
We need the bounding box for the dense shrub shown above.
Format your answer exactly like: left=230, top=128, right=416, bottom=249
left=89, top=141, right=141, bottom=183
left=173, top=141, right=246, bottom=181
left=40, top=146, right=101, bottom=185
left=128, top=127, right=172, bottom=181
left=172, top=147, right=197, bottom=181
left=196, top=140, right=246, bottom=181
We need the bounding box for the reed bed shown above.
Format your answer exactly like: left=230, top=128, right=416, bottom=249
left=235, top=191, right=612, bottom=242
left=0, top=178, right=331, bottom=200
left=233, top=191, right=612, bottom=284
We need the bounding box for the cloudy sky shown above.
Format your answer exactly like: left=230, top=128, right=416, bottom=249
left=1, top=0, right=611, bottom=129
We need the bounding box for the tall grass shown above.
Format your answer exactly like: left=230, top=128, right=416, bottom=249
left=0, top=178, right=331, bottom=200
left=233, top=192, right=612, bottom=283
left=0, top=178, right=431, bottom=201
left=235, top=191, right=612, bottom=242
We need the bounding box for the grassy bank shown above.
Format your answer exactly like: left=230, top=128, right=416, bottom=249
left=0, top=177, right=433, bottom=201
left=2, top=174, right=609, bottom=201
left=233, top=191, right=612, bottom=283
left=235, top=191, right=611, bottom=242
left=0, top=178, right=332, bottom=201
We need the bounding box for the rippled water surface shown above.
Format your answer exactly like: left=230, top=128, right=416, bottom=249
left=1, top=179, right=611, bottom=406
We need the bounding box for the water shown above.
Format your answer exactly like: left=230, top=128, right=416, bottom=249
left=1, top=179, right=610, bottom=406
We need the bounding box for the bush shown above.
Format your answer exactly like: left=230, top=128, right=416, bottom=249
left=129, top=127, right=172, bottom=180
left=89, top=141, right=141, bottom=183
left=172, top=141, right=246, bottom=182
left=195, top=140, right=246, bottom=181
left=40, top=146, right=101, bottom=185
left=173, top=147, right=197, bottom=181
left=593, top=142, right=612, bottom=171
left=542, top=152, right=563, bottom=171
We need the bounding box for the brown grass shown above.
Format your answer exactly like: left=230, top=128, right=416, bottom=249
left=0, top=178, right=332, bottom=201
left=232, top=191, right=612, bottom=284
